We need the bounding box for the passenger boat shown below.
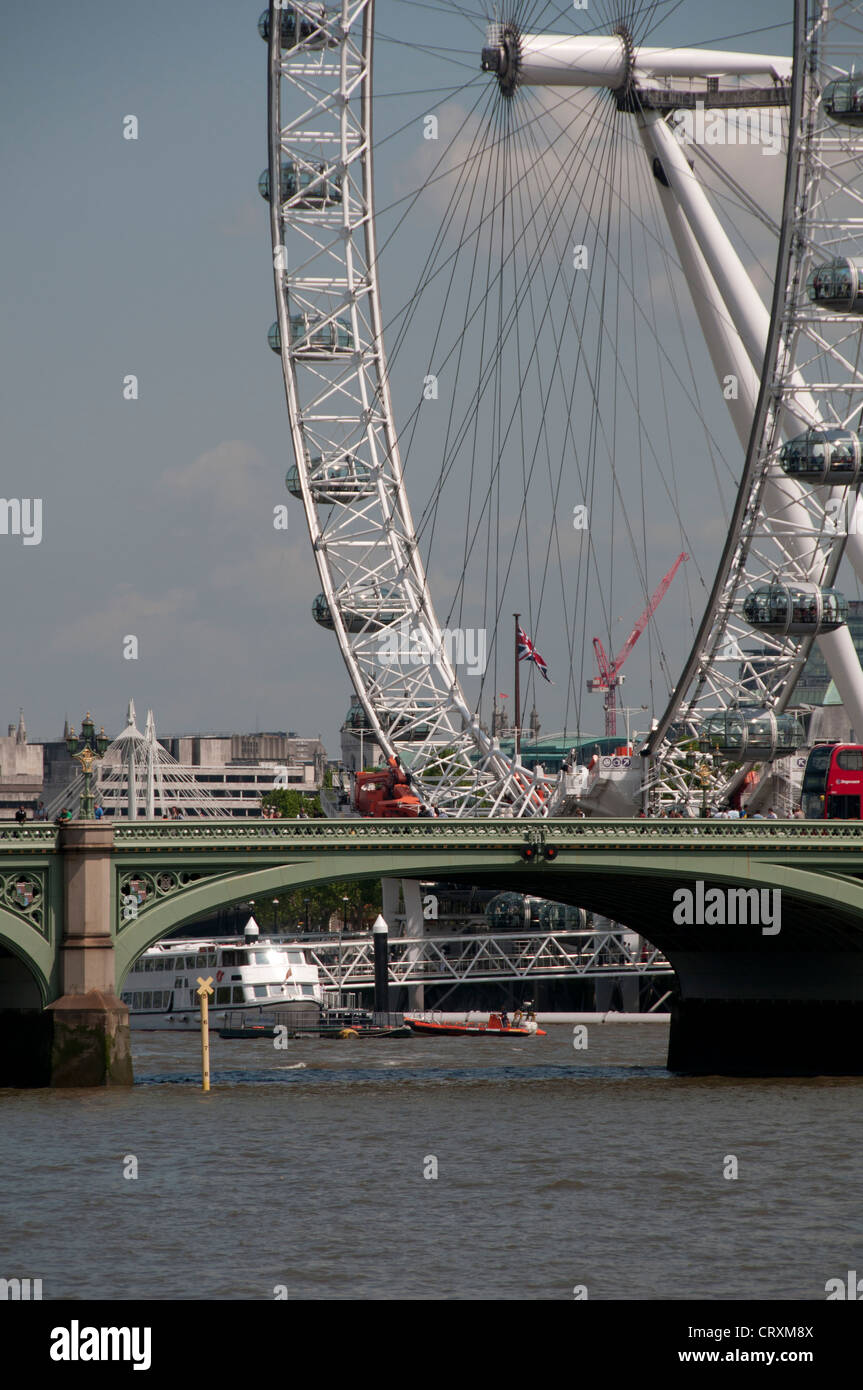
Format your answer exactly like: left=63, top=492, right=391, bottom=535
left=121, top=917, right=324, bottom=1031
left=405, top=1009, right=546, bottom=1037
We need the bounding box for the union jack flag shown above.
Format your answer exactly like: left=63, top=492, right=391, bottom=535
left=517, top=626, right=552, bottom=682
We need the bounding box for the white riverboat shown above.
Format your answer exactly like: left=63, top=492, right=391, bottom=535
left=121, top=917, right=324, bottom=1031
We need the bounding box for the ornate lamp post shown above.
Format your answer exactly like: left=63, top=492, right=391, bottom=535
left=66, top=713, right=110, bottom=820
left=696, top=735, right=713, bottom=819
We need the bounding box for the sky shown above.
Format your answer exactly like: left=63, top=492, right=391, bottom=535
left=0, top=0, right=806, bottom=752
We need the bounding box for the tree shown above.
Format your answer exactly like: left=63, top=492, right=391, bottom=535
left=262, top=788, right=323, bottom=818
left=250, top=878, right=382, bottom=933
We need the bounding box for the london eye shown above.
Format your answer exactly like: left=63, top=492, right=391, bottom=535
left=260, top=0, right=863, bottom=817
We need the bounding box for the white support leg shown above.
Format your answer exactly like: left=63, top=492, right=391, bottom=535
left=814, top=625, right=863, bottom=738
left=640, top=116, right=863, bottom=713
left=636, top=124, right=760, bottom=452
left=402, top=879, right=425, bottom=1011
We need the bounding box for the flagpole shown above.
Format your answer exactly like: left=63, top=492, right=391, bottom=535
left=513, top=612, right=521, bottom=759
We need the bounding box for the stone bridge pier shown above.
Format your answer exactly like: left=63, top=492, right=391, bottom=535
left=0, top=823, right=131, bottom=1088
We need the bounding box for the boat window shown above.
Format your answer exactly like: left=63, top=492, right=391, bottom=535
left=174, top=977, right=184, bottom=989
left=216, top=988, right=231, bottom=1005
left=132, top=993, right=141, bottom=1009
left=254, top=986, right=268, bottom=998
left=301, top=984, right=317, bottom=997
left=232, top=987, right=245, bottom=1003
left=122, top=993, right=132, bottom=1006
left=836, top=749, right=863, bottom=770
left=185, top=956, right=196, bottom=969
left=206, top=952, right=217, bottom=966
left=286, top=951, right=304, bottom=965
left=222, top=951, right=236, bottom=966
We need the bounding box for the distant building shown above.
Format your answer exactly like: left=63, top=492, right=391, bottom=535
left=340, top=694, right=384, bottom=773
left=157, top=730, right=327, bottom=816
left=0, top=711, right=43, bottom=819
left=29, top=718, right=328, bottom=820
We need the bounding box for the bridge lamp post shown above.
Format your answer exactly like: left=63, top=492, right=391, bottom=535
left=66, top=714, right=110, bottom=820
left=696, top=736, right=714, bottom=819
left=272, top=898, right=279, bottom=932
left=304, top=896, right=311, bottom=933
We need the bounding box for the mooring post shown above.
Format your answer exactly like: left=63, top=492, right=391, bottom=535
left=197, top=976, right=213, bottom=1091
left=373, top=914, right=390, bottom=1019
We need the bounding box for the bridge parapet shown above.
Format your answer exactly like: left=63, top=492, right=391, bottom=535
left=0, top=825, right=58, bottom=851
left=112, top=816, right=863, bottom=848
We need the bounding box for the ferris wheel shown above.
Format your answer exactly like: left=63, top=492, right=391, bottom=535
left=260, top=0, right=863, bottom=816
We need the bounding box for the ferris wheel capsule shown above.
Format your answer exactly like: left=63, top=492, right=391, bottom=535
left=700, top=708, right=806, bottom=759
left=778, top=427, right=863, bottom=484
left=822, top=75, right=863, bottom=126
left=286, top=455, right=374, bottom=503
left=742, top=583, right=848, bottom=637
left=290, top=313, right=354, bottom=356
left=805, top=258, right=863, bottom=313
left=312, top=589, right=407, bottom=633
left=257, top=5, right=331, bottom=51
left=258, top=159, right=342, bottom=209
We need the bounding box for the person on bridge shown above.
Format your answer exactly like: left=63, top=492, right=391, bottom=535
left=14, top=805, right=27, bottom=825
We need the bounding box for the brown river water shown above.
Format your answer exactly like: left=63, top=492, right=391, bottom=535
left=1, top=1023, right=861, bottom=1300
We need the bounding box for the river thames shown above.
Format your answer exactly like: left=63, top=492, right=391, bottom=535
left=1, top=1023, right=861, bottom=1301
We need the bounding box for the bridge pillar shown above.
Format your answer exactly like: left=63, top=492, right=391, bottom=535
left=668, top=998, right=863, bottom=1075
left=666, top=948, right=863, bottom=1075
left=48, top=822, right=131, bottom=1087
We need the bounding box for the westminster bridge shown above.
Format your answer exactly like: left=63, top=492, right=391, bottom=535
left=1, top=817, right=863, bottom=1084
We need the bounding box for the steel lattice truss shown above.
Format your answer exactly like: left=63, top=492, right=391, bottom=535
left=266, top=0, right=551, bottom=816
left=303, top=929, right=672, bottom=989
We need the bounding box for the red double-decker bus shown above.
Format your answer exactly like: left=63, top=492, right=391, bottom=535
left=802, top=743, right=863, bottom=818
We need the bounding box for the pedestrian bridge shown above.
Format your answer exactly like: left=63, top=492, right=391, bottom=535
left=2, top=817, right=863, bottom=1082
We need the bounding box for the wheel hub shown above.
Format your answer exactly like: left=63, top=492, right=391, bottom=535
left=481, top=23, right=522, bottom=98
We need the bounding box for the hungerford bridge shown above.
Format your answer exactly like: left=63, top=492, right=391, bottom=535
left=3, top=818, right=863, bottom=1084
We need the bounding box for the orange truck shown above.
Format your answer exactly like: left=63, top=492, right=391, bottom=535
left=353, top=755, right=422, bottom=818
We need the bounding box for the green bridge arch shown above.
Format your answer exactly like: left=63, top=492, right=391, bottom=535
left=4, top=819, right=863, bottom=1080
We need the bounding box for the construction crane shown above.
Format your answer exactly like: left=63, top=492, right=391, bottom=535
left=587, top=553, right=689, bottom=738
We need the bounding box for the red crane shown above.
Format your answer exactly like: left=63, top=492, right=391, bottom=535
left=587, top=553, right=689, bottom=738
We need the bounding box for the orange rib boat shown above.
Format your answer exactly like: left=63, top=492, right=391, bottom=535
left=405, top=1010, right=546, bottom=1037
